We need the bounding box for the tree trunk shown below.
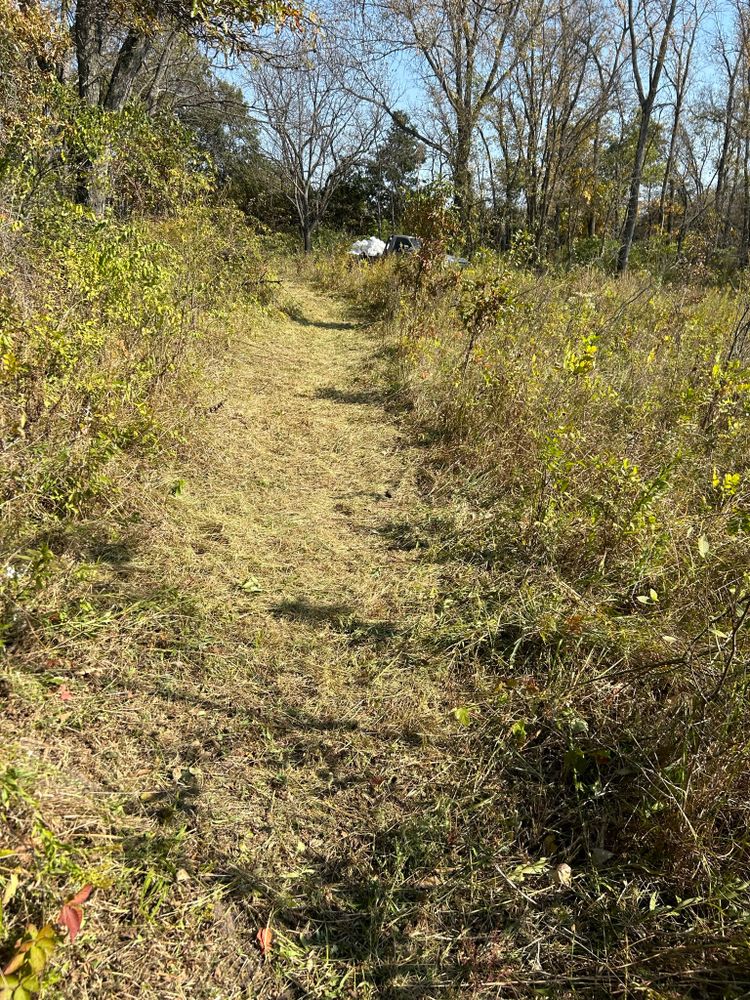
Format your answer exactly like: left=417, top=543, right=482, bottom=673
left=73, top=0, right=100, bottom=106
left=741, top=133, right=750, bottom=268
left=617, top=113, right=650, bottom=273
left=72, top=0, right=105, bottom=210
left=618, top=0, right=678, bottom=273
left=587, top=134, right=601, bottom=239
left=104, top=29, right=151, bottom=111
left=715, top=65, right=737, bottom=241
left=667, top=178, right=675, bottom=237
left=144, top=32, right=178, bottom=111
left=676, top=182, right=690, bottom=256
left=479, top=129, right=499, bottom=248
left=375, top=193, right=382, bottom=239
left=452, top=122, right=473, bottom=227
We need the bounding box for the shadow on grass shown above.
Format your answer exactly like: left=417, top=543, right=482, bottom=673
left=208, top=807, right=472, bottom=997
left=312, top=385, right=391, bottom=406
left=87, top=537, right=135, bottom=565
left=281, top=302, right=359, bottom=331
left=377, top=519, right=430, bottom=552
left=269, top=598, right=354, bottom=626
left=270, top=597, right=400, bottom=644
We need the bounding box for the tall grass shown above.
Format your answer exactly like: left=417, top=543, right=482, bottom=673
left=320, top=250, right=750, bottom=993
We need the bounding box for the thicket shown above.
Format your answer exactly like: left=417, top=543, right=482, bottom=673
left=1, top=206, right=269, bottom=643
left=316, top=239, right=750, bottom=992
left=0, top=0, right=273, bottom=635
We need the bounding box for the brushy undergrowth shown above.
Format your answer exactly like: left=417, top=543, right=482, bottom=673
left=1, top=204, right=271, bottom=648
left=0, top=202, right=275, bottom=995
left=315, top=250, right=750, bottom=996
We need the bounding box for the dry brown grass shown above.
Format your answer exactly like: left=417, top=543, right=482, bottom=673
left=2, top=279, right=467, bottom=998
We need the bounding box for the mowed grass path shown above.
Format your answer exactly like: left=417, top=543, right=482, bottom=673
left=10, top=280, right=746, bottom=999
left=11, top=282, right=469, bottom=998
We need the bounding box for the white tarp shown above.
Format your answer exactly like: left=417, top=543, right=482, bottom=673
left=349, top=236, right=386, bottom=258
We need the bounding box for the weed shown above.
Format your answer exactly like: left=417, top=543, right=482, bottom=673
left=322, top=249, right=750, bottom=994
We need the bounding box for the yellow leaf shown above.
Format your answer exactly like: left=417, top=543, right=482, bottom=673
left=2, top=873, right=19, bottom=908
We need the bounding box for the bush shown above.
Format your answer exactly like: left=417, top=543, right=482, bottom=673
left=0, top=203, right=270, bottom=648
left=310, top=250, right=402, bottom=318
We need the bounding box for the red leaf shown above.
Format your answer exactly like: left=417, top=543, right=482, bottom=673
left=58, top=904, right=83, bottom=943
left=69, top=884, right=94, bottom=906
left=58, top=685, right=72, bottom=702
left=256, top=927, right=273, bottom=957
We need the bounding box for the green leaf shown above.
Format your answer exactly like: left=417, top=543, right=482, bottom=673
left=510, top=858, right=548, bottom=882
left=452, top=706, right=471, bottom=727
left=239, top=576, right=262, bottom=594
left=649, top=589, right=658, bottom=602
left=510, top=719, right=528, bottom=741
left=563, top=747, right=586, bottom=775
left=2, top=872, right=19, bottom=907
left=27, top=947, right=45, bottom=976
left=636, top=595, right=650, bottom=604
left=698, top=535, right=710, bottom=558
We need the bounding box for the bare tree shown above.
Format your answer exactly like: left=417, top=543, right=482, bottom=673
left=713, top=15, right=742, bottom=238
left=488, top=0, right=625, bottom=251
left=657, top=0, right=702, bottom=235
left=617, top=0, right=679, bottom=273
left=249, top=38, right=382, bottom=250
left=350, top=0, right=533, bottom=227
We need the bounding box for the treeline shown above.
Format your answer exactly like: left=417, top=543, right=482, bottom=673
left=9, top=0, right=750, bottom=277
left=237, top=0, right=750, bottom=274
left=0, top=0, right=300, bottom=217
left=7, top=0, right=750, bottom=276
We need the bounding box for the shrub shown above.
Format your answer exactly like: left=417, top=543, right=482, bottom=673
left=0, top=203, right=270, bottom=648
left=310, top=251, right=402, bottom=318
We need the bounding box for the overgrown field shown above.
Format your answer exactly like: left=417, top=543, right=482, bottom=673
left=314, top=250, right=750, bottom=995
left=4, top=204, right=750, bottom=997
left=0, top=204, right=276, bottom=996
